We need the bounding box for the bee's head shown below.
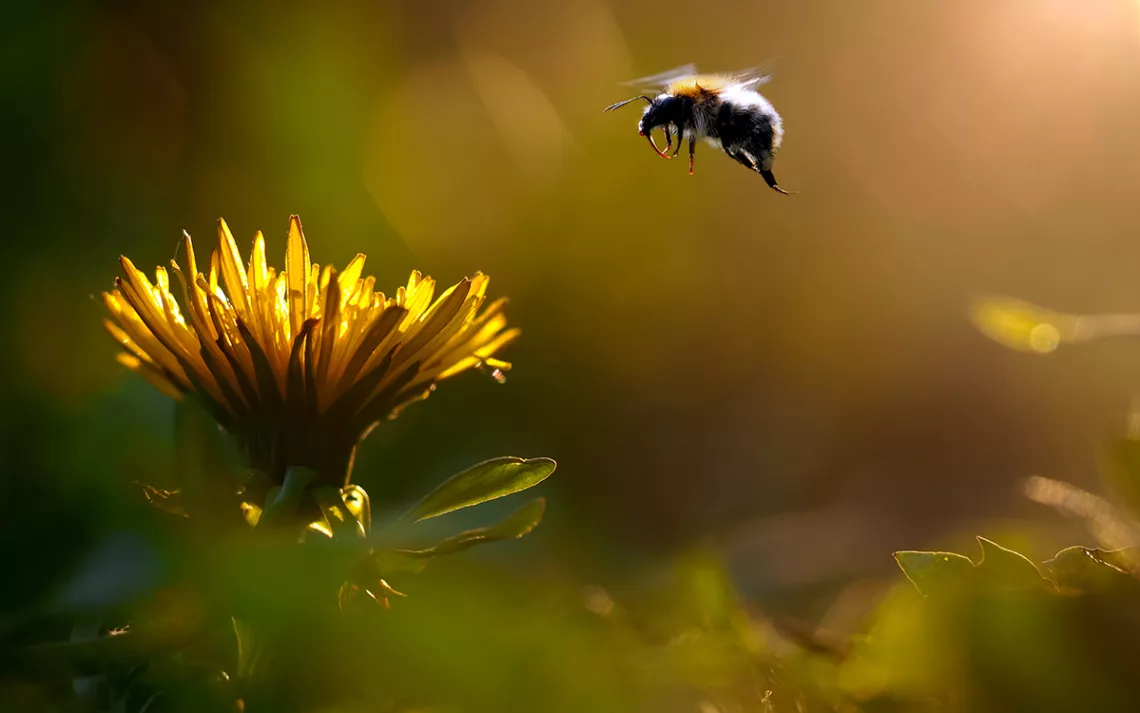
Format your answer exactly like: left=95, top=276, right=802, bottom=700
left=636, top=95, right=680, bottom=136
left=604, top=93, right=685, bottom=159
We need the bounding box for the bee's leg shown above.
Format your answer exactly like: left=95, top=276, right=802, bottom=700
left=671, top=125, right=683, bottom=157
left=725, top=146, right=757, bottom=172
left=688, top=134, right=696, bottom=176
left=644, top=128, right=675, bottom=159
left=728, top=146, right=793, bottom=195
left=753, top=149, right=792, bottom=194
left=759, top=167, right=792, bottom=195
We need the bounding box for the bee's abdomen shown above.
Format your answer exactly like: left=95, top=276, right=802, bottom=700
left=715, top=100, right=778, bottom=155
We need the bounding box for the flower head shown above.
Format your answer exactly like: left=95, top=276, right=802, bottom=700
left=104, top=216, right=518, bottom=484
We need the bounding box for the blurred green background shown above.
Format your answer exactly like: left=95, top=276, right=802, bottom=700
left=7, top=0, right=1140, bottom=673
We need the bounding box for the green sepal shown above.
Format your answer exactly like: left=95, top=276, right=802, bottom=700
left=312, top=486, right=366, bottom=540
left=258, top=466, right=316, bottom=528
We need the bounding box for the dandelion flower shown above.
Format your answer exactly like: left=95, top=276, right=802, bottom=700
left=103, top=216, right=518, bottom=485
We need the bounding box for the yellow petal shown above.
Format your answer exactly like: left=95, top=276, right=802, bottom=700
left=217, top=218, right=251, bottom=320
left=245, top=231, right=271, bottom=350
left=475, top=327, right=521, bottom=358
left=337, top=254, right=366, bottom=306
left=308, top=263, right=322, bottom=318
left=436, top=356, right=480, bottom=379
left=204, top=288, right=257, bottom=409
left=104, top=292, right=191, bottom=387
left=192, top=273, right=252, bottom=407
left=116, top=353, right=184, bottom=400
left=397, top=279, right=470, bottom=362
left=446, top=312, right=509, bottom=358
left=118, top=256, right=161, bottom=311
left=182, top=231, right=200, bottom=277
left=399, top=277, right=437, bottom=334
left=286, top=215, right=312, bottom=340
left=115, top=273, right=184, bottom=364
left=315, top=271, right=343, bottom=401
left=469, top=272, right=490, bottom=300
left=104, top=319, right=151, bottom=362
left=249, top=231, right=269, bottom=292
left=357, top=277, right=376, bottom=307
left=208, top=250, right=220, bottom=293
left=407, top=290, right=481, bottom=369
left=171, top=260, right=220, bottom=348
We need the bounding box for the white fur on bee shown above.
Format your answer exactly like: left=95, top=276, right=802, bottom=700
left=671, top=84, right=783, bottom=152
left=720, top=85, right=784, bottom=151
left=679, top=118, right=716, bottom=144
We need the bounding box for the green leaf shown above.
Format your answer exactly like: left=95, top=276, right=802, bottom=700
left=893, top=550, right=975, bottom=596
left=403, top=456, right=556, bottom=522
left=1096, top=545, right=1140, bottom=574
left=1043, top=546, right=1134, bottom=591
left=975, top=537, right=1051, bottom=591
left=395, top=497, right=547, bottom=559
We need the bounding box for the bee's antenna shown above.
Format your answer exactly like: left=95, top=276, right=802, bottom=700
left=603, top=95, right=654, bottom=112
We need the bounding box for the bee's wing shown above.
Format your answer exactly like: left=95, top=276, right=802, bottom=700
left=733, top=70, right=774, bottom=88
left=725, top=60, right=780, bottom=88
left=619, top=63, right=699, bottom=91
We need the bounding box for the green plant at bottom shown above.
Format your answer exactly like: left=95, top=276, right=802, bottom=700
left=843, top=293, right=1140, bottom=712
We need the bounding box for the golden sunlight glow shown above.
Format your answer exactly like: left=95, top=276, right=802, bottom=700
left=971, top=296, right=1140, bottom=354
left=104, top=215, right=518, bottom=482
left=970, top=297, right=1073, bottom=354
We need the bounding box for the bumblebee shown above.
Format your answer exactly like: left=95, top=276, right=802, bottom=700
left=604, top=64, right=791, bottom=194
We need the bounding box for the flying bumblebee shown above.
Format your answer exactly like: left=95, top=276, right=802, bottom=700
left=604, top=63, right=791, bottom=194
